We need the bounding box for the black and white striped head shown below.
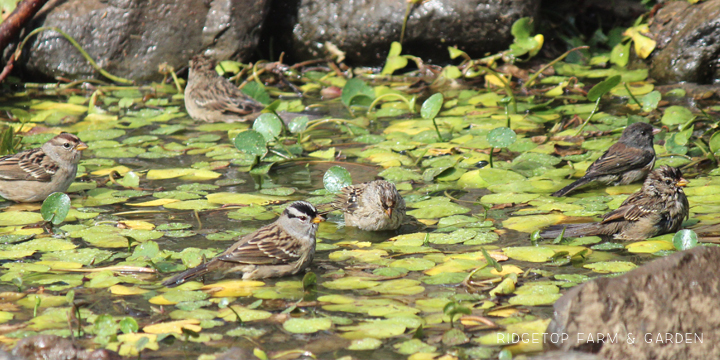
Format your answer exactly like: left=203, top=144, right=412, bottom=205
left=280, top=201, right=324, bottom=234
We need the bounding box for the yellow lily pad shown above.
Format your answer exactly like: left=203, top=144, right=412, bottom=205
left=201, top=280, right=265, bottom=297
left=625, top=240, right=674, bottom=254
left=143, top=319, right=201, bottom=334
left=206, top=193, right=289, bottom=205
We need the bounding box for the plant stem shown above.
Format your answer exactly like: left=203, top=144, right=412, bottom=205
left=624, top=83, right=641, bottom=107
left=574, top=97, right=601, bottom=136
left=432, top=117, right=444, bottom=142
left=366, top=93, right=415, bottom=115
left=400, top=2, right=412, bottom=44
left=489, top=147, right=494, bottom=168
left=524, top=45, right=590, bottom=89
left=16, top=27, right=133, bottom=84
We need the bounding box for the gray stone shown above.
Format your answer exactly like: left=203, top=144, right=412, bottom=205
left=649, top=0, right=720, bottom=84
left=22, top=0, right=269, bottom=82
left=287, top=0, right=539, bottom=65
left=546, top=246, right=720, bottom=360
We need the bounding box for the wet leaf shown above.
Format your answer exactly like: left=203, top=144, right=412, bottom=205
left=253, top=113, right=284, bottom=141
left=421, top=93, right=443, bottom=120
left=234, top=130, right=267, bottom=157
left=341, top=78, right=374, bottom=106
left=673, top=229, right=698, bottom=251
left=487, top=127, right=516, bottom=148
left=41, top=193, right=71, bottom=225
left=584, top=261, right=637, bottom=273
left=323, top=166, right=352, bottom=193
left=283, top=318, right=332, bottom=334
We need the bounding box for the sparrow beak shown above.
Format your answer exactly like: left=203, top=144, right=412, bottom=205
left=312, top=215, right=325, bottom=224
left=677, top=178, right=689, bottom=187
left=75, top=142, right=88, bottom=151
left=652, top=128, right=662, bottom=135
left=385, top=208, right=393, bottom=217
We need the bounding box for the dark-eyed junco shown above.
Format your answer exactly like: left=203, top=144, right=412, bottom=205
left=0, top=133, right=87, bottom=202
left=541, top=166, right=689, bottom=241
left=163, top=201, right=324, bottom=287
left=552, top=122, right=659, bottom=197
left=184, top=54, right=265, bottom=123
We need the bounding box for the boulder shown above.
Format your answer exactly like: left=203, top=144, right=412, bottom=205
left=649, top=0, right=720, bottom=84
left=21, top=0, right=269, bottom=82
left=546, top=246, right=720, bottom=360
left=277, top=0, right=539, bottom=65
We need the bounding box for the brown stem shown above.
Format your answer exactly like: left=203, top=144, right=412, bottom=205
left=0, top=0, right=49, bottom=53
left=0, top=52, right=16, bottom=83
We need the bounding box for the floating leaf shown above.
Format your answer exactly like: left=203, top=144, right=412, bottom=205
left=288, top=116, right=309, bottom=134
left=584, top=261, right=637, bottom=273
left=673, top=229, right=698, bottom=251
left=283, top=318, right=332, bottom=334
left=234, top=130, right=267, bottom=157
left=40, top=193, right=71, bottom=225
left=341, top=78, right=374, bottom=107
left=253, top=113, right=283, bottom=141
left=487, top=127, right=517, bottom=148
left=323, top=166, right=352, bottom=193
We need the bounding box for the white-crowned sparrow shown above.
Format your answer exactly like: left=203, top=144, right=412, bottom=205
left=0, top=133, right=87, bottom=203
left=552, top=122, right=660, bottom=197
left=184, top=54, right=265, bottom=123
left=163, top=201, right=325, bottom=287
left=542, top=166, right=689, bottom=240
left=334, top=180, right=418, bottom=231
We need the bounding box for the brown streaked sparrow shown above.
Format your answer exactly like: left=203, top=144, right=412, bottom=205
left=0, top=133, right=87, bottom=203
left=541, top=166, right=689, bottom=241
left=163, top=201, right=324, bottom=287
left=552, top=122, right=660, bottom=197
left=334, top=180, right=418, bottom=232
left=184, top=54, right=265, bottom=123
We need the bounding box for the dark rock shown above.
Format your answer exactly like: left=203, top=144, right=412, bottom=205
left=272, top=0, right=538, bottom=65
left=527, top=351, right=606, bottom=360
left=12, top=335, right=121, bottom=360
left=22, top=0, right=269, bottom=82
left=546, top=246, right=720, bottom=360
left=649, top=0, right=720, bottom=84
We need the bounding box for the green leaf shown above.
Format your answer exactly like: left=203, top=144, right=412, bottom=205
left=420, top=93, right=444, bottom=120
left=640, top=90, right=661, bottom=112
left=486, top=127, right=517, bottom=148
left=41, top=193, right=71, bottom=225
left=511, top=17, right=533, bottom=39
left=341, top=78, right=375, bottom=107
left=241, top=81, right=271, bottom=105
left=252, top=113, right=283, bottom=141
left=234, top=130, right=267, bottom=157
left=323, top=166, right=352, bottom=193
left=381, top=42, right=409, bottom=75
left=673, top=229, right=698, bottom=251
left=610, top=41, right=631, bottom=67
left=587, top=75, right=622, bottom=102
left=710, top=131, right=720, bottom=154
left=661, top=105, right=695, bottom=126
left=288, top=116, right=309, bottom=134
left=120, top=317, right=139, bottom=334
left=448, top=46, right=467, bottom=59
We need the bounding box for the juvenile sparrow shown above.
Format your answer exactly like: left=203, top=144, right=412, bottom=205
left=163, top=201, right=325, bottom=287
left=541, top=166, right=689, bottom=241
left=0, top=133, right=87, bottom=203
left=184, top=54, right=265, bottom=123
left=552, top=122, right=660, bottom=197
left=334, top=180, right=417, bottom=231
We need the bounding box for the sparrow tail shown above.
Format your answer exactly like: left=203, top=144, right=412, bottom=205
left=162, top=261, right=213, bottom=288
left=551, top=176, right=593, bottom=197
left=540, top=223, right=604, bottom=239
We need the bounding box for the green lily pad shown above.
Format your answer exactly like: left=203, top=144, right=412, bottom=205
left=584, top=261, right=637, bottom=273
left=282, top=318, right=332, bottom=334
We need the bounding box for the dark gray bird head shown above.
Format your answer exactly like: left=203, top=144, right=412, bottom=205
left=619, top=122, right=659, bottom=149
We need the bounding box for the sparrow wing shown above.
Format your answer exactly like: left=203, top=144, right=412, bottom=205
left=601, top=192, right=659, bottom=223
left=193, top=78, right=264, bottom=117
left=217, top=225, right=302, bottom=265
left=334, top=183, right=365, bottom=213
left=0, top=148, right=56, bottom=182
left=585, top=142, right=654, bottom=177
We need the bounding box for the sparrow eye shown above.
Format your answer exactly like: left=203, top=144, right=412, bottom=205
left=665, top=179, right=672, bottom=185
left=297, top=215, right=308, bottom=221
left=63, top=143, right=71, bottom=149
